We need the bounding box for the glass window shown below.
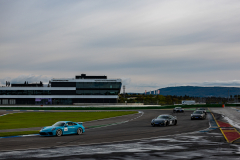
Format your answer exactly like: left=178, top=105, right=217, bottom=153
left=53, top=122, right=65, bottom=126
left=99, top=90, right=105, bottom=95
left=2, top=99, right=8, bottom=104
left=109, top=90, right=118, bottom=95
left=35, top=90, right=43, bottom=95
left=76, top=82, right=84, bottom=88
left=102, top=83, right=109, bottom=88
left=22, top=90, right=28, bottom=95
left=51, top=82, right=76, bottom=87
left=0, top=90, right=53, bottom=95
left=95, top=82, right=101, bottom=88
left=92, top=90, right=100, bottom=95
left=76, top=89, right=119, bottom=95
left=76, top=82, right=121, bottom=89
left=17, top=90, right=23, bottom=95
left=9, top=99, right=16, bottom=104
left=52, top=98, right=72, bottom=105
left=42, top=90, right=51, bottom=95
left=85, top=82, right=96, bottom=88
left=67, top=122, right=74, bottom=126
left=76, top=90, right=84, bottom=95
left=6, top=90, right=11, bottom=95
left=84, top=90, right=92, bottom=95
left=28, top=90, right=33, bottom=95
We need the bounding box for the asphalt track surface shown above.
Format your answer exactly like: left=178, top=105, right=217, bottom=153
left=0, top=110, right=208, bottom=150
left=0, top=109, right=239, bottom=159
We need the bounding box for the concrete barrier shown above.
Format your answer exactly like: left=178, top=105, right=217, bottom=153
left=73, top=103, right=144, bottom=106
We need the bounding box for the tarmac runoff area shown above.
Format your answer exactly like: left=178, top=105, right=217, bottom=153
left=0, top=109, right=239, bottom=159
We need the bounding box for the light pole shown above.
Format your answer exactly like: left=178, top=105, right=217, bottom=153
left=123, top=85, right=125, bottom=99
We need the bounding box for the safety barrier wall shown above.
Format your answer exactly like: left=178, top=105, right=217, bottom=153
left=73, top=103, right=144, bottom=106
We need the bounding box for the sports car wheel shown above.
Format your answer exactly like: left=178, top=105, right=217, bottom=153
left=77, top=128, right=83, bottom=135
left=174, top=120, right=177, bottom=125
left=166, top=121, right=169, bottom=126
left=56, top=129, right=62, bottom=137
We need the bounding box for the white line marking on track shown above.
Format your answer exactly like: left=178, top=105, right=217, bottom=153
left=84, top=111, right=141, bottom=123
left=86, top=111, right=144, bottom=130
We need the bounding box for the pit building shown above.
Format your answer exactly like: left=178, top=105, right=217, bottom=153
left=0, top=74, right=122, bottom=105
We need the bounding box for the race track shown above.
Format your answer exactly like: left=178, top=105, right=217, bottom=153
left=1, top=109, right=240, bottom=160
left=0, top=110, right=209, bottom=151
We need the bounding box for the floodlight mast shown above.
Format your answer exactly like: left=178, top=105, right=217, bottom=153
left=123, top=85, right=125, bottom=98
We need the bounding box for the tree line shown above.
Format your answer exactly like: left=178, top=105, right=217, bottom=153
left=118, top=94, right=239, bottom=105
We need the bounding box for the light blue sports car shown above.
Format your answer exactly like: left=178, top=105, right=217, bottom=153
left=39, top=121, right=85, bottom=137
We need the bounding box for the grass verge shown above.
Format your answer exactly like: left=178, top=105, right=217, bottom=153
left=0, top=111, right=137, bottom=130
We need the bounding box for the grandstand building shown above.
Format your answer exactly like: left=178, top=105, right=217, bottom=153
left=0, top=74, right=122, bottom=105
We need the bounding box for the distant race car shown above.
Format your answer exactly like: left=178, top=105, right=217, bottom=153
left=196, top=108, right=207, bottom=114
left=191, top=111, right=206, bottom=120
left=151, top=114, right=177, bottom=127
left=39, top=121, right=85, bottom=137
left=173, top=107, right=184, bottom=113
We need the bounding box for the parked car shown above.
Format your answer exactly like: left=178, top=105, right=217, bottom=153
left=151, top=115, right=177, bottom=127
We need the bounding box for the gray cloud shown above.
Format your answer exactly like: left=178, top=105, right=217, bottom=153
left=1, top=0, right=240, bottom=92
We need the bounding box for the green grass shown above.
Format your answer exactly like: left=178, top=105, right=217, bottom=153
left=0, top=131, right=39, bottom=137
left=0, top=111, right=137, bottom=130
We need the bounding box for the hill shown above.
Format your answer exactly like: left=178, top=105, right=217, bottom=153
left=147, top=86, right=240, bottom=97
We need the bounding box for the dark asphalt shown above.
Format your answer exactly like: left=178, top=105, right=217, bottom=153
left=0, top=110, right=209, bottom=151
left=1, top=109, right=240, bottom=160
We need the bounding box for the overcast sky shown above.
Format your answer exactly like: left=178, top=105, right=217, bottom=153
left=1, top=0, right=240, bottom=92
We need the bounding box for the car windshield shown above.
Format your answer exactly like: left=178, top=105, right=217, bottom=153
left=193, top=111, right=203, bottom=114
left=176, top=107, right=182, bottom=109
left=157, top=115, right=170, bottom=119
left=53, top=122, right=65, bottom=126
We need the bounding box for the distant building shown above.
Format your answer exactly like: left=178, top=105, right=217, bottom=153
left=182, top=100, right=195, bottom=105
left=0, top=74, right=122, bottom=105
